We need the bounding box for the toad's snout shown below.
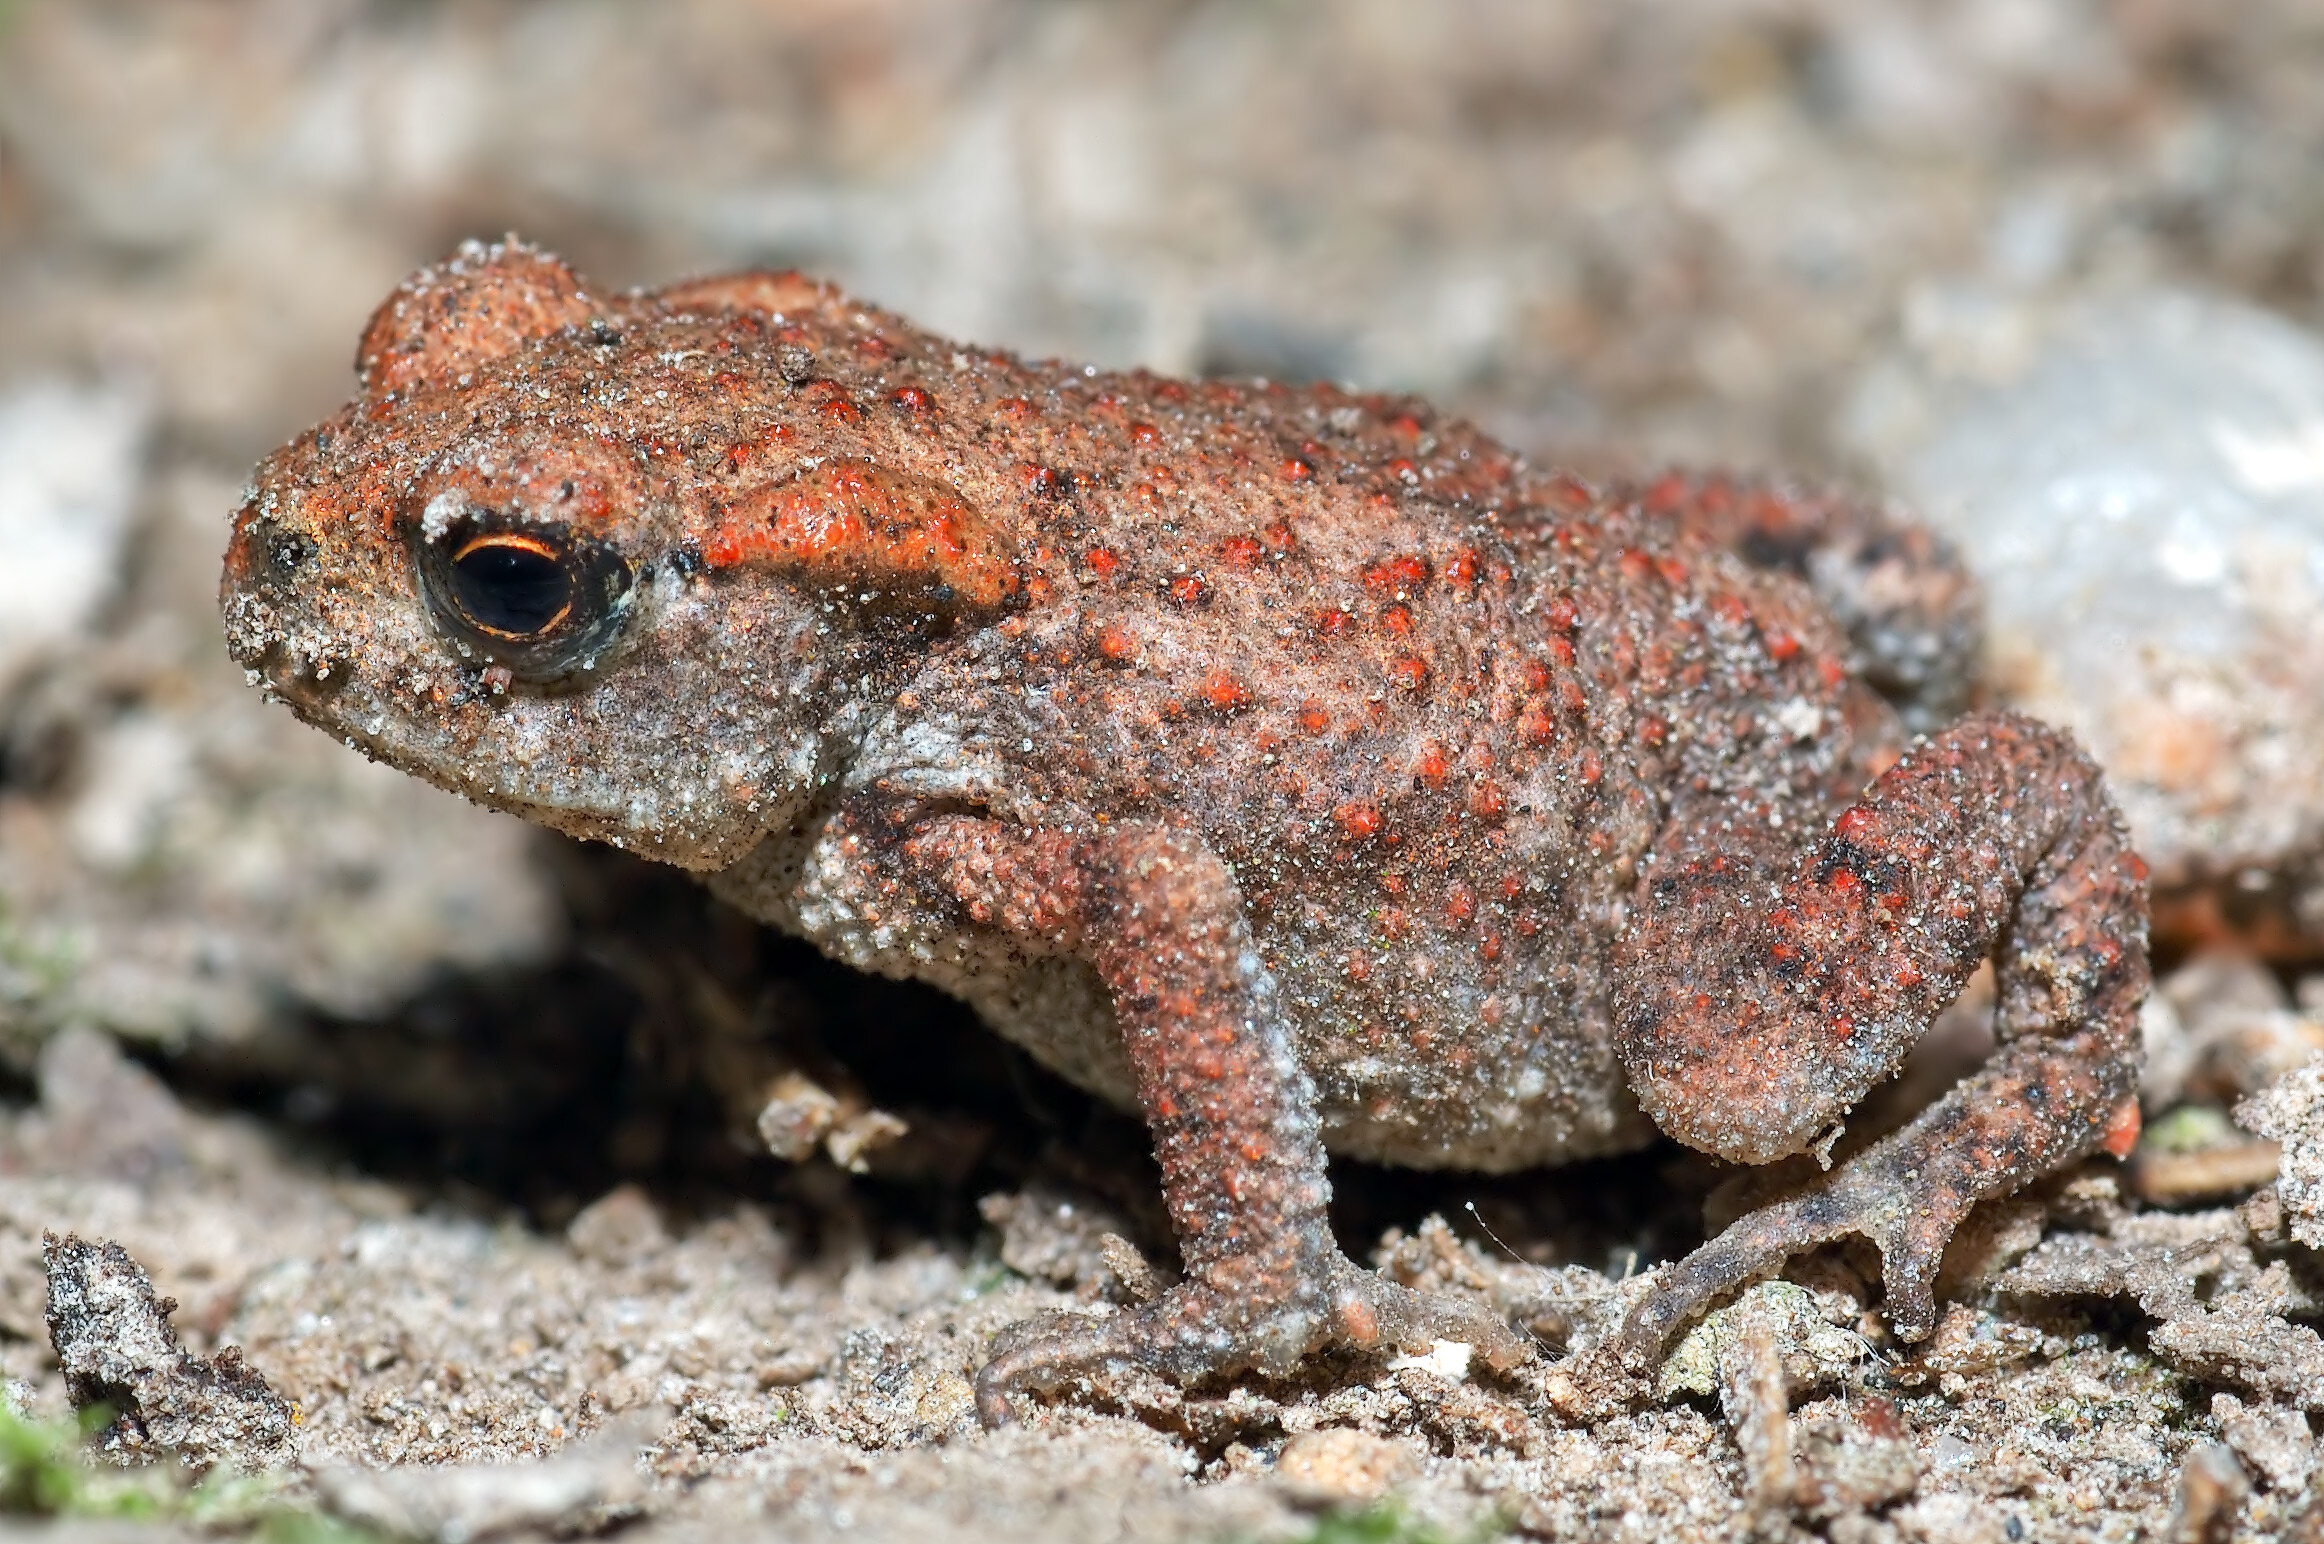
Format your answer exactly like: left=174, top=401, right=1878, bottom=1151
left=219, top=519, right=358, bottom=714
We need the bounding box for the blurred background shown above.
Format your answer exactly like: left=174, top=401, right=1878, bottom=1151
left=0, top=0, right=2320, bottom=1206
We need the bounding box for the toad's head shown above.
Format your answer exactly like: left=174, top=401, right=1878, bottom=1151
left=222, top=239, right=1018, bottom=869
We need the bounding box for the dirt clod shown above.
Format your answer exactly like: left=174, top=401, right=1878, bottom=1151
left=2212, top=1392, right=2316, bottom=1494
left=981, top=1187, right=1147, bottom=1301
left=1273, top=1427, right=1418, bottom=1508
left=2166, top=1441, right=2250, bottom=1544
left=2240, top=1055, right=2324, bottom=1248
left=2002, top=1207, right=2324, bottom=1408
left=1791, top=1401, right=1921, bottom=1526
left=1719, top=1292, right=1792, bottom=1539
left=564, top=1185, right=671, bottom=1269
left=311, top=1409, right=660, bottom=1542
left=42, top=1232, right=293, bottom=1471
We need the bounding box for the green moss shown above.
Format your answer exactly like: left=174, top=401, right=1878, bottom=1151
left=0, top=898, right=78, bottom=1052
left=2142, top=1103, right=2240, bottom=1154
left=255, top=1512, right=392, bottom=1544
left=0, top=1405, right=169, bottom=1518
left=0, top=1404, right=380, bottom=1541
left=1271, top=1502, right=1505, bottom=1544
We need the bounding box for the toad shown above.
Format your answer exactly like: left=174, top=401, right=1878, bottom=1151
left=221, top=241, right=2148, bottom=1422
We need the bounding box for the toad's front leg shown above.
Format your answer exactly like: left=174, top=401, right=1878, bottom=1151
left=872, top=813, right=1530, bottom=1425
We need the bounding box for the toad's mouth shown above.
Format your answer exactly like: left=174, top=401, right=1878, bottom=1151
left=232, top=640, right=363, bottom=741
left=238, top=638, right=752, bottom=870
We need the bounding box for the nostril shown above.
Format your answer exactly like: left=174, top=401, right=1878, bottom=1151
left=266, top=530, right=318, bottom=576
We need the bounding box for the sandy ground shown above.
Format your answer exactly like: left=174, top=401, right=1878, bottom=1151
left=3, top=3, right=2324, bottom=1540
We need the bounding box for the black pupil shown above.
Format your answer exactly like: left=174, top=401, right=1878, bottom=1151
left=450, top=540, right=574, bottom=636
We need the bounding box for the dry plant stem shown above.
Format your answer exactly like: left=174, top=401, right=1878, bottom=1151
left=1718, top=1298, right=1794, bottom=1539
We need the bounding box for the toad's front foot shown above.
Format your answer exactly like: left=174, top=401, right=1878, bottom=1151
left=974, top=1251, right=1532, bottom=1427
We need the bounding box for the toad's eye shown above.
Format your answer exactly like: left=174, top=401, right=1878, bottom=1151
left=447, top=533, right=576, bottom=637
left=416, top=514, right=634, bottom=684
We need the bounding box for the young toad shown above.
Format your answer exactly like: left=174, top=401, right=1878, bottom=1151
left=221, top=242, right=2148, bottom=1422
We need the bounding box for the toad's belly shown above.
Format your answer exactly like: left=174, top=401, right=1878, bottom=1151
left=713, top=826, right=1655, bottom=1172
left=954, top=945, right=1654, bottom=1171
left=1257, top=912, right=1655, bottom=1170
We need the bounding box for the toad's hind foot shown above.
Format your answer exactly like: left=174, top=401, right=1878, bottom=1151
left=1610, top=1061, right=2138, bottom=1374
left=1611, top=1145, right=1955, bottom=1376
left=974, top=1254, right=1532, bottom=1427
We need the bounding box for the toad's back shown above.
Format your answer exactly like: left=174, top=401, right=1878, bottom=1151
left=584, top=277, right=1904, bottom=1170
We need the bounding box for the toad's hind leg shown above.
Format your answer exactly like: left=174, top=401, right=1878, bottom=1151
left=1608, top=710, right=2146, bottom=1367
left=1624, top=472, right=1982, bottom=732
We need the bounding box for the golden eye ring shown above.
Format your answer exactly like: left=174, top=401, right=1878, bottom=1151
left=445, top=531, right=580, bottom=639
left=414, top=512, right=635, bottom=685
